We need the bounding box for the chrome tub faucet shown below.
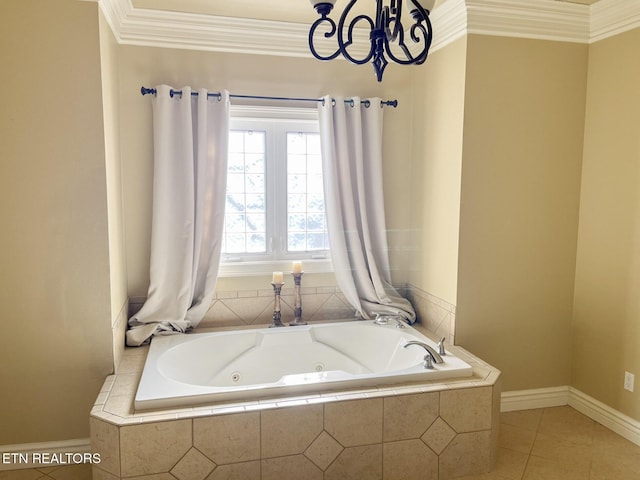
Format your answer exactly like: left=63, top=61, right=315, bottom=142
left=403, top=341, right=444, bottom=369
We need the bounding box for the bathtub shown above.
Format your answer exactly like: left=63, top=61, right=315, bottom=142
left=134, top=320, right=473, bottom=411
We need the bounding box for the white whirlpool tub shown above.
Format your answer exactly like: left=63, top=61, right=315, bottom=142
left=134, top=320, right=473, bottom=411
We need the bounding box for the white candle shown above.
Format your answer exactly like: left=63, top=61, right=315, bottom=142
left=272, top=271, right=283, bottom=284
left=292, top=261, right=303, bottom=274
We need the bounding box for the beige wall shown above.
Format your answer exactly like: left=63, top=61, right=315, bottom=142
left=99, top=8, right=129, bottom=370
left=455, top=35, right=587, bottom=391
left=573, top=27, right=640, bottom=420
left=409, top=37, right=467, bottom=305
left=118, top=46, right=416, bottom=296
left=0, top=0, right=113, bottom=444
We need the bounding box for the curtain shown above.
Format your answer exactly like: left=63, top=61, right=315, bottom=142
left=318, top=96, right=416, bottom=323
left=127, top=85, right=230, bottom=346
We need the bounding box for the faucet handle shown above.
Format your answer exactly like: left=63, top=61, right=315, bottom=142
left=390, top=316, right=406, bottom=329
left=437, top=337, right=447, bottom=356
left=423, top=354, right=434, bottom=369
left=373, top=312, right=388, bottom=325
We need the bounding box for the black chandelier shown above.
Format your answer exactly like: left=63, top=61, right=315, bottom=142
left=309, top=0, right=434, bottom=82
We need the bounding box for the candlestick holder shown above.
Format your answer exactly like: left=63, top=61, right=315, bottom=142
left=289, top=272, right=307, bottom=326
left=270, top=282, right=285, bottom=327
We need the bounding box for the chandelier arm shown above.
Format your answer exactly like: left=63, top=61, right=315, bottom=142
left=338, top=14, right=376, bottom=64
left=409, top=0, right=431, bottom=22
left=411, top=18, right=433, bottom=64
left=333, top=0, right=375, bottom=65
left=385, top=19, right=432, bottom=65
left=386, top=0, right=403, bottom=41
left=309, top=16, right=342, bottom=61
left=385, top=28, right=413, bottom=64
left=384, top=2, right=432, bottom=66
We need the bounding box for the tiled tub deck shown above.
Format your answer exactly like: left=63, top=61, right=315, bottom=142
left=90, top=324, right=501, bottom=480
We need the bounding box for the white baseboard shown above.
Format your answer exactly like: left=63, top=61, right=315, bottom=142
left=569, top=387, right=640, bottom=447
left=501, top=386, right=571, bottom=412
left=501, top=386, right=640, bottom=447
left=0, top=438, right=91, bottom=471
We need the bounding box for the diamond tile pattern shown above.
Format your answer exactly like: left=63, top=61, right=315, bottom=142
left=304, top=431, right=344, bottom=470
left=421, top=417, right=456, bottom=454
left=171, top=447, right=216, bottom=480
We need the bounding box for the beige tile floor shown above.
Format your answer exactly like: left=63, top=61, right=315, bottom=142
left=457, top=406, right=640, bottom=480
left=1, top=406, right=639, bottom=479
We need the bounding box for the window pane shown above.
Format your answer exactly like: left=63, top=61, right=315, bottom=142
left=225, top=233, right=246, bottom=253
left=245, top=194, right=265, bottom=212
left=287, top=233, right=307, bottom=252
left=307, top=135, right=321, bottom=154
left=288, top=154, right=307, bottom=174
left=288, top=174, right=306, bottom=194
left=227, top=173, right=245, bottom=193
left=245, top=153, right=264, bottom=173
left=288, top=194, right=306, bottom=211
left=244, top=132, right=265, bottom=153
left=228, top=132, right=245, bottom=152
left=246, top=213, right=265, bottom=233
left=288, top=133, right=307, bottom=154
left=307, top=232, right=328, bottom=250
left=307, top=194, right=324, bottom=212
left=228, top=153, right=245, bottom=172
left=222, top=130, right=266, bottom=255
left=225, top=214, right=246, bottom=232
left=307, top=174, right=323, bottom=194
left=245, top=174, right=264, bottom=193
left=226, top=194, right=245, bottom=213
left=286, top=132, right=328, bottom=253
left=247, top=233, right=266, bottom=253
left=288, top=213, right=306, bottom=231
left=307, top=213, right=325, bottom=231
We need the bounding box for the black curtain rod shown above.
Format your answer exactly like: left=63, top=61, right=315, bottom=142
left=140, top=87, right=398, bottom=108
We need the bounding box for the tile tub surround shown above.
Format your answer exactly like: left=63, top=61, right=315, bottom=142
left=128, top=286, right=358, bottom=331
left=406, top=285, right=456, bottom=346
left=91, top=324, right=501, bottom=480
left=129, top=284, right=454, bottom=333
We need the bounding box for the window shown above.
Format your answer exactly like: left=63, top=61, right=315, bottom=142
left=218, top=105, right=331, bottom=276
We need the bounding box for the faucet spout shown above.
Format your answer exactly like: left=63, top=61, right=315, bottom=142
left=403, top=340, right=444, bottom=367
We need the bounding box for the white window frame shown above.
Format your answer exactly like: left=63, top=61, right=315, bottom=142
left=218, top=104, right=332, bottom=277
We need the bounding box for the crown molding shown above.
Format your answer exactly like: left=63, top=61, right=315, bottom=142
left=591, top=0, right=640, bottom=43
left=430, top=0, right=468, bottom=52
left=98, top=0, right=368, bottom=58
left=466, top=0, right=589, bottom=43
left=99, top=0, right=640, bottom=57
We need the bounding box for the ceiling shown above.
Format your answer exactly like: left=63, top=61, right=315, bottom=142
left=131, top=0, right=601, bottom=24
